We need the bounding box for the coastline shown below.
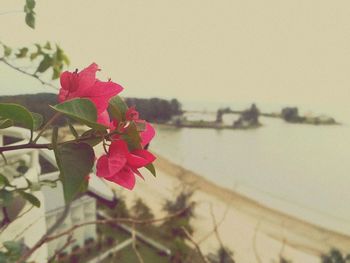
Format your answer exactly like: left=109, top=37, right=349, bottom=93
left=116, top=153, right=350, bottom=263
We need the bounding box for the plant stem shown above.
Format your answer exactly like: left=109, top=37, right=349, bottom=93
left=33, top=112, right=61, bottom=143
left=0, top=143, right=51, bottom=153
left=0, top=57, right=58, bottom=90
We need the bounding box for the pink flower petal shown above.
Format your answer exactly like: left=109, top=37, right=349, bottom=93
left=86, top=80, right=123, bottom=113
left=132, top=168, right=144, bottom=179
left=96, top=155, right=111, bottom=178
left=140, top=122, right=155, bottom=147
left=97, top=110, right=110, bottom=126
left=106, top=166, right=136, bottom=190
left=59, top=63, right=98, bottom=102
left=108, top=140, right=128, bottom=174
left=127, top=149, right=156, bottom=168
left=59, top=71, right=78, bottom=102
left=74, top=63, right=99, bottom=96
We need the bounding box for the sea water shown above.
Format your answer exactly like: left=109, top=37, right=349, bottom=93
left=150, top=102, right=350, bottom=235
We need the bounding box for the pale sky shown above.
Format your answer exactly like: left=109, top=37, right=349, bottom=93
left=0, top=0, right=350, bottom=110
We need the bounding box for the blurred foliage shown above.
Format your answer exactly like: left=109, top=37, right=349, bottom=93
left=322, top=249, right=350, bottom=263
left=1, top=41, right=69, bottom=80
left=131, top=198, right=154, bottom=220
left=0, top=241, right=24, bottom=263
left=24, top=0, right=36, bottom=29
left=161, top=188, right=195, bottom=262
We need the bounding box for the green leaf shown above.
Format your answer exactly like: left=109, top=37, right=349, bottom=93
left=0, top=103, right=34, bottom=131
left=54, top=142, right=95, bottom=203
left=0, top=190, right=13, bottom=207
left=18, top=191, right=40, bottom=207
left=16, top=47, right=28, bottom=58
left=26, top=0, right=36, bottom=10
left=145, top=163, right=156, bottom=177
left=0, top=174, right=12, bottom=188
left=121, top=122, right=142, bottom=150
left=108, top=96, right=128, bottom=122
left=3, top=45, right=12, bottom=57
left=52, top=65, right=61, bottom=79
left=0, top=118, right=13, bottom=129
left=25, top=12, right=35, bottom=29
left=62, top=53, right=70, bottom=66
left=31, top=112, right=43, bottom=130
left=51, top=98, right=107, bottom=131
left=30, top=52, right=39, bottom=60
left=0, top=252, right=7, bottom=263
left=3, top=241, right=22, bottom=261
left=36, top=55, right=52, bottom=73
left=44, top=41, right=51, bottom=50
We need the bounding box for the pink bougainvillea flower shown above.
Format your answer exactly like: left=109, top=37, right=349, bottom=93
left=96, top=140, right=156, bottom=190
left=125, top=107, right=155, bottom=147
left=109, top=107, right=156, bottom=147
left=58, top=63, right=123, bottom=118
left=125, top=107, right=139, bottom=121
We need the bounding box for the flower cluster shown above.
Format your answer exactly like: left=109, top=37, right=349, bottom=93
left=59, top=63, right=156, bottom=190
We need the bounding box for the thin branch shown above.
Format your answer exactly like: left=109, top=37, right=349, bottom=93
left=0, top=152, right=7, bottom=164
left=278, top=239, right=287, bottom=262
left=13, top=216, right=45, bottom=242
left=209, top=204, right=224, bottom=248
left=0, top=126, right=112, bottom=154
left=132, top=224, right=145, bottom=263
left=253, top=222, right=262, bottom=263
left=0, top=205, right=34, bottom=236
left=0, top=10, right=23, bottom=16
left=209, top=204, right=235, bottom=263
left=33, top=112, right=61, bottom=143
left=0, top=142, right=51, bottom=153
left=16, top=203, right=194, bottom=263
left=182, top=227, right=209, bottom=263
left=16, top=204, right=71, bottom=263
left=47, top=234, right=75, bottom=263
left=197, top=202, right=229, bottom=244
left=0, top=58, right=58, bottom=90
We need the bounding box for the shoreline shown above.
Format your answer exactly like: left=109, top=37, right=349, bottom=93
left=155, top=154, right=350, bottom=238
left=136, top=154, right=350, bottom=261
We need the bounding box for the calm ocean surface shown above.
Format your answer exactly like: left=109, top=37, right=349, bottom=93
left=150, top=103, right=350, bottom=235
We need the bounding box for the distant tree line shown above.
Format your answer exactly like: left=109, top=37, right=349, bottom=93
left=0, top=93, right=182, bottom=126
left=125, top=97, right=182, bottom=123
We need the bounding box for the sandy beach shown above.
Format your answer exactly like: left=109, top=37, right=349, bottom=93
left=110, top=154, right=350, bottom=263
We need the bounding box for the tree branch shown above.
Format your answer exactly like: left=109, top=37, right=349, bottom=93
left=253, top=222, right=263, bottom=263
left=209, top=204, right=235, bottom=263
left=47, top=234, right=75, bottom=263
left=0, top=143, right=51, bottom=153
left=0, top=58, right=58, bottom=90
left=182, top=227, right=209, bottom=263
left=132, top=224, right=145, bottom=263
left=16, top=204, right=71, bottom=263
